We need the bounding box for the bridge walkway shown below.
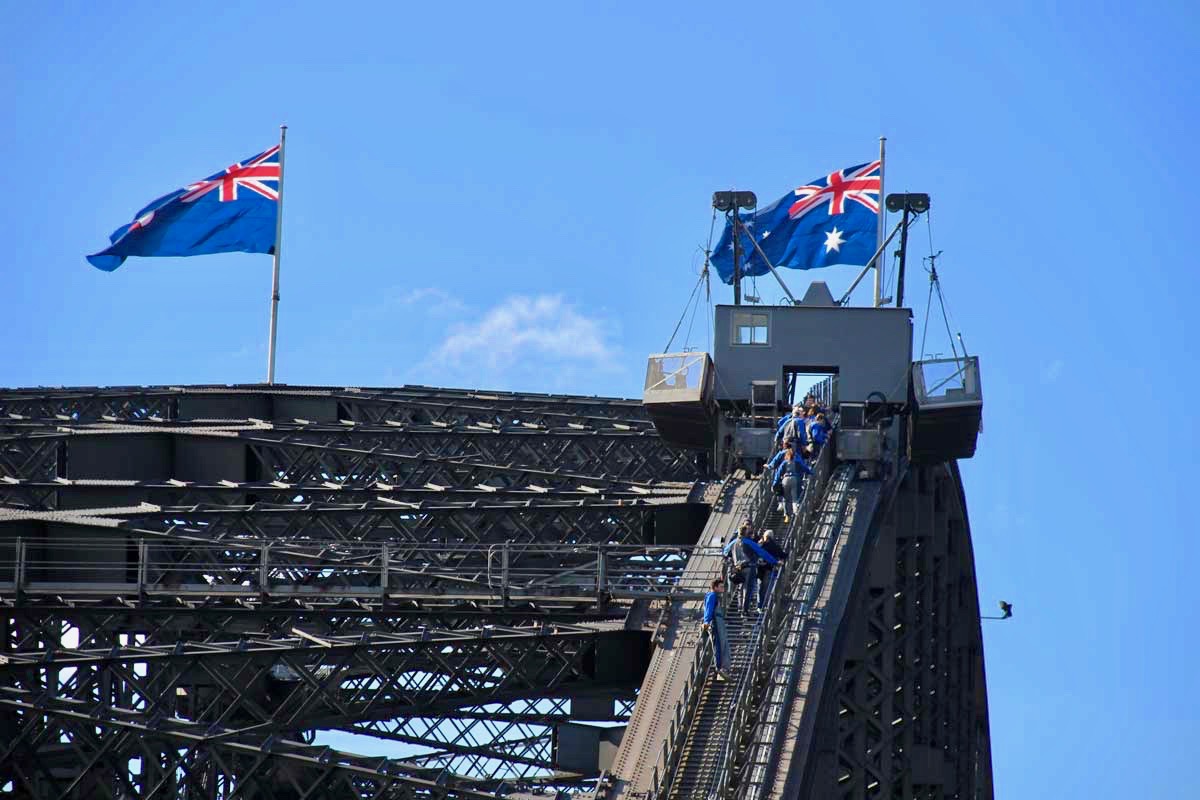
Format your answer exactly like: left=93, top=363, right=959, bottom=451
left=664, top=500, right=787, bottom=800
left=602, top=477, right=757, bottom=800
left=663, top=463, right=884, bottom=800
left=755, top=470, right=884, bottom=800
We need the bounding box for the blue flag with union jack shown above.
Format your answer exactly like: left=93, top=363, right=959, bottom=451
left=710, top=161, right=880, bottom=284
left=87, top=145, right=281, bottom=271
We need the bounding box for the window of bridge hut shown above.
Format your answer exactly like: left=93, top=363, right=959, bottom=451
left=732, top=311, right=770, bottom=346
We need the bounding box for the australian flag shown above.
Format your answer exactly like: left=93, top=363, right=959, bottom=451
left=710, top=161, right=880, bottom=284
left=87, top=145, right=281, bottom=271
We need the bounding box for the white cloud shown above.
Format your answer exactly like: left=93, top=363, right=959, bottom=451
left=344, top=286, right=467, bottom=331
left=428, top=295, right=620, bottom=386
left=1041, top=358, right=1064, bottom=384
left=395, top=287, right=467, bottom=317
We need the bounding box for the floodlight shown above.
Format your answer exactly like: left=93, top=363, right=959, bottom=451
left=885, top=193, right=931, bottom=213
left=713, top=190, right=758, bottom=211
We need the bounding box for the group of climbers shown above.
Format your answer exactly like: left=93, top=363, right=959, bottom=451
left=701, top=393, right=834, bottom=680
left=702, top=522, right=790, bottom=680
left=773, top=393, right=832, bottom=457
left=767, top=394, right=831, bottom=522
left=723, top=521, right=787, bottom=614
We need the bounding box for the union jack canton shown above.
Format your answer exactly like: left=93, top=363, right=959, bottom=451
left=87, top=144, right=281, bottom=271
left=710, top=160, right=882, bottom=284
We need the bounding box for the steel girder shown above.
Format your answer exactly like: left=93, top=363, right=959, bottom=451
left=0, top=385, right=652, bottom=429
left=0, top=697, right=509, bottom=800
left=1, top=534, right=702, bottom=610
left=0, top=496, right=665, bottom=594
left=0, top=427, right=701, bottom=487
left=0, top=435, right=61, bottom=482
left=805, top=463, right=993, bottom=799
left=104, top=499, right=659, bottom=548
left=343, top=696, right=635, bottom=787
left=244, top=425, right=694, bottom=484
left=0, top=624, right=644, bottom=794
left=0, top=599, right=623, bottom=651
left=0, top=384, right=704, bottom=794
left=0, top=478, right=691, bottom=513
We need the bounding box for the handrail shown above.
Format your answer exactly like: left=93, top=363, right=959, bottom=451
left=0, top=539, right=726, bottom=604
left=738, top=464, right=855, bottom=800
left=704, top=441, right=837, bottom=800
left=644, top=474, right=739, bottom=800
left=649, top=434, right=838, bottom=800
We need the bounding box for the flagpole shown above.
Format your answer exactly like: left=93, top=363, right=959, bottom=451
left=873, top=135, right=886, bottom=307
left=266, top=124, right=287, bottom=385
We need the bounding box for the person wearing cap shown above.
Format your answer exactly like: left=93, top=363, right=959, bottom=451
left=775, top=404, right=808, bottom=453
left=702, top=577, right=731, bottom=680
left=804, top=392, right=829, bottom=417
left=756, top=530, right=789, bottom=608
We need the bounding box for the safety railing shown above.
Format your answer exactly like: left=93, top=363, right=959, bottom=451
left=704, top=441, right=837, bottom=800
left=737, top=463, right=855, bottom=800
left=647, top=439, right=837, bottom=800
left=806, top=375, right=838, bottom=412
left=0, top=539, right=725, bottom=604
left=647, top=621, right=716, bottom=799
left=638, top=475, right=740, bottom=800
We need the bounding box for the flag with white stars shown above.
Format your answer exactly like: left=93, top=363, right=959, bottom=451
left=710, top=161, right=880, bottom=284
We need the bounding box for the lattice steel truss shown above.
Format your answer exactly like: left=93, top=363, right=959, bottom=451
left=802, top=463, right=993, bottom=799
left=0, top=385, right=705, bottom=798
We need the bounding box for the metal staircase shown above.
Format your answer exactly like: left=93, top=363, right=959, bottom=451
left=665, top=611, right=758, bottom=800
left=658, top=456, right=836, bottom=800
left=738, top=464, right=855, bottom=800
left=600, top=436, right=860, bottom=800
left=666, top=499, right=790, bottom=800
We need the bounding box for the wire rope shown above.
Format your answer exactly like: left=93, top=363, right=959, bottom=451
left=663, top=269, right=706, bottom=353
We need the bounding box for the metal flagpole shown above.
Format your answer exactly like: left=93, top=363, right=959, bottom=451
left=266, top=124, right=287, bottom=385
left=873, top=136, right=886, bottom=307
left=839, top=218, right=905, bottom=306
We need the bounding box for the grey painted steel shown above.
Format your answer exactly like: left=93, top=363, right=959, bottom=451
left=0, top=382, right=994, bottom=798
left=712, top=304, right=913, bottom=405
left=597, top=456, right=993, bottom=800
left=909, top=356, right=984, bottom=462
left=0, top=422, right=699, bottom=486
left=0, top=384, right=654, bottom=429
left=665, top=445, right=839, bottom=800
left=0, top=538, right=722, bottom=605
left=749, top=468, right=877, bottom=800
left=603, top=478, right=754, bottom=800
left=802, top=462, right=993, bottom=798
left=0, top=477, right=692, bottom=512
left=0, top=384, right=707, bottom=797
left=726, top=462, right=993, bottom=800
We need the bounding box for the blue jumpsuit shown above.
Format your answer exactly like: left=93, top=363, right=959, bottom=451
left=703, top=590, right=729, bottom=670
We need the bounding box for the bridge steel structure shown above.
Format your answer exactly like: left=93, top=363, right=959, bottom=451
left=0, top=384, right=993, bottom=799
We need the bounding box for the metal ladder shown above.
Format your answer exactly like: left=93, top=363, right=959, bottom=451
left=664, top=503, right=787, bottom=800
left=641, top=445, right=838, bottom=800
left=736, top=465, right=856, bottom=800
left=664, top=611, right=758, bottom=800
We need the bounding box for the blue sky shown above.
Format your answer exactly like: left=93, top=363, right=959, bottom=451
left=3, top=1, right=1196, bottom=795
